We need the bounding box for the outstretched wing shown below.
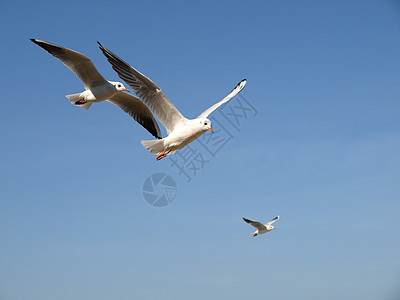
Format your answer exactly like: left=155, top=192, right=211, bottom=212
left=265, top=216, right=280, bottom=226
left=243, top=217, right=266, bottom=231
left=197, top=79, right=247, bottom=119
left=108, top=92, right=162, bottom=139
left=31, top=39, right=107, bottom=88
left=98, top=42, right=186, bottom=134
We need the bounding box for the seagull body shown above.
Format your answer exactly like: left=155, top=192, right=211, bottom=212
left=69, top=81, right=121, bottom=105
left=243, top=216, right=280, bottom=237
left=98, top=42, right=247, bottom=160
left=31, top=39, right=161, bottom=139
left=141, top=118, right=213, bottom=158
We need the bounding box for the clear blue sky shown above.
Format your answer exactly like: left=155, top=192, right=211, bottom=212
left=1, top=0, right=399, bottom=299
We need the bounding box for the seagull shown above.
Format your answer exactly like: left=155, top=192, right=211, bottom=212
left=31, top=39, right=162, bottom=139
left=98, top=42, right=246, bottom=160
left=243, top=216, right=280, bottom=237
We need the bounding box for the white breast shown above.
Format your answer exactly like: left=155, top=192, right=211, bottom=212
left=87, top=83, right=116, bottom=102
left=166, top=121, right=206, bottom=151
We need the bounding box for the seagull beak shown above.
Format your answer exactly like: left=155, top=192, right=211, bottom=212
left=208, top=128, right=214, bottom=133
left=123, top=88, right=130, bottom=92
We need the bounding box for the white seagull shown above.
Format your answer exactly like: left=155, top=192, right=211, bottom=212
left=31, top=39, right=162, bottom=139
left=98, top=42, right=246, bottom=160
left=243, top=216, right=280, bottom=237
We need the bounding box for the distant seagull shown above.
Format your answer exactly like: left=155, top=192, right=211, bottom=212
left=31, top=39, right=162, bottom=139
left=98, top=42, right=246, bottom=160
left=243, top=216, right=280, bottom=237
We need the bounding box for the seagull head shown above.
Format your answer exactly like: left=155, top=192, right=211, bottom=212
left=269, top=226, right=276, bottom=230
left=110, top=81, right=130, bottom=92
left=199, top=118, right=214, bottom=133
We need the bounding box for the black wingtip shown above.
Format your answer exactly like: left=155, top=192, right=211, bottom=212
left=97, top=41, right=103, bottom=48
left=234, top=79, right=247, bottom=90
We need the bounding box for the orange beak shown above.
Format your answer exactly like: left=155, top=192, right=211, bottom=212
left=123, top=88, right=130, bottom=92
left=208, top=128, right=214, bottom=133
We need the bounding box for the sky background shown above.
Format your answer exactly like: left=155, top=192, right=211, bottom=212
left=1, top=0, right=400, bottom=299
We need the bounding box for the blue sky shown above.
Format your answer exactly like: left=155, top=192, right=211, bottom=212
left=1, top=0, right=400, bottom=299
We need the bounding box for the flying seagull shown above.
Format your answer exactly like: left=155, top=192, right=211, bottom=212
left=31, top=39, right=162, bottom=139
left=243, top=216, right=280, bottom=237
left=98, top=42, right=246, bottom=160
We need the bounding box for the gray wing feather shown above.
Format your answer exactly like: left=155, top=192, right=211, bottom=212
left=197, top=79, right=247, bottom=119
left=243, top=217, right=266, bottom=230
left=98, top=42, right=186, bottom=134
left=265, top=216, right=280, bottom=226
left=31, top=39, right=107, bottom=88
left=108, top=92, right=162, bottom=139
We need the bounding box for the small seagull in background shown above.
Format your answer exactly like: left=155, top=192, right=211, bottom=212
left=243, top=216, right=280, bottom=237
left=30, top=39, right=162, bottom=139
left=98, top=42, right=246, bottom=160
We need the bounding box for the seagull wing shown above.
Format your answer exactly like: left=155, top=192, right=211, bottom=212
left=98, top=42, right=186, bottom=134
left=265, top=216, right=280, bottom=226
left=197, top=79, right=247, bottom=119
left=243, top=217, right=266, bottom=231
left=107, top=92, right=162, bottom=139
left=31, top=39, right=108, bottom=88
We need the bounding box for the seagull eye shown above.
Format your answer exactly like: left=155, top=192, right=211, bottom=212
left=204, top=122, right=207, bottom=125
left=118, top=84, right=121, bottom=88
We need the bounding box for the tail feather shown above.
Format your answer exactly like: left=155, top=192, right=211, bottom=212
left=141, top=139, right=165, bottom=155
left=66, top=93, right=93, bottom=110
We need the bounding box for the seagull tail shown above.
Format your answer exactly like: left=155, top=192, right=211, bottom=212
left=66, top=93, right=92, bottom=110
left=141, top=139, right=166, bottom=155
